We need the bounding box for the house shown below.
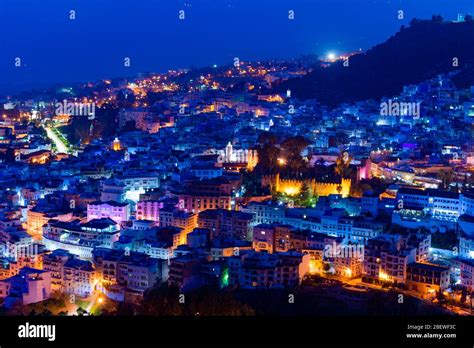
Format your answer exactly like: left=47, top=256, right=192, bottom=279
left=0, top=267, right=52, bottom=307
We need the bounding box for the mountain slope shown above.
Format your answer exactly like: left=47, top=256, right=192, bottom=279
left=279, top=19, right=474, bottom=106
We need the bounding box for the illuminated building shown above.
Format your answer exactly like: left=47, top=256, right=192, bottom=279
left=362, top=233, right=417, bottom=285
left=283, top=210, right=384, bottom=244
left=178, top=177, right=235, bottom=213
left=101, top=174, right=160, bottom=203
left=42, top=249, right=72, bottom=291
left=155, top=226, right=186, bottom=249
left=459, top=259, right=474, bottom=291
left=265, top=173, right=351, bottom=198
left=24, top=150, right=51, bottom=165
left=168, top=254, right=204, bottom=291
left=209, top=238, right=252, bottom=260
left=63, top=258, right=97, bottom=297
left=112, top=137, right=122, bottom=151
left=228, top=251, right=310, bottom=289
left=0, top=261, right=20, bottom=280
left=87, top=201, right=131, bottom=225
left=42, top=218, right=120, bottom=259
left=252, top=224, right=295, bottom=253
left=159, top=208, right=198, bottom=245
left=26, top=207, right=73, bottom=237
left=189, top=165, right=223, bottom=180
left=136, top=200, right=164, bottom=222
left=256, top=94, right=284, bottom=103
left=406, top=263, right=450, bottom=297
left=302, top=247, right=325, bottom=275
left=93, top=247, right=161, bottom=296
left=216, top=141, right=259, bottom=171
left=198, top=209, right=255, bottom=241
left=252, top=224, right=275, bottom=253
left=333, top=256, right=362, bottom=279
left=52, top=113, right=71, bottom=125
left=397, top=187, right=463, bottom=222
left=0, top=267, right=52, bottom=306
left=118, top=108, right=150, bottom=128
left=43, top=249, right=97, bottom=296
left=459, top=234, right=474, bottom=260
left=241, top=201, right=285, bottom=225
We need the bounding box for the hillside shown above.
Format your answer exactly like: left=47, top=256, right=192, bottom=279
left=279, top=18, right=474, bottom=106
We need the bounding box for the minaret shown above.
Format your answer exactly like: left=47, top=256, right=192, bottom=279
left=112, top=137, right=122, bottom=151
left=225, top=141, right=233, bottom=162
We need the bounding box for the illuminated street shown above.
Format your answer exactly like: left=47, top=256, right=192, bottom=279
left=45, top=126, right=69, bottom=154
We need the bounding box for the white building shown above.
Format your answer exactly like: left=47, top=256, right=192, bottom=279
left=0, top=267, right=52, bottom=306
left=136, top=200, right=164, bottom=222
left=42, top=218, right=120, bottom=260
left=101, top=174, right=160, bottom=203
left=87, top=201, right=130, bottom=224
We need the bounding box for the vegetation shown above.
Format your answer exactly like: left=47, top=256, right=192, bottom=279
left=241, top=170, right=269, bottom=197
left=255, top=132, right=310, bottom=178
left=334, top=151, right=353, bottom=178
left=60, top=105, right=119, bottom=145
left=136, top=284, right=255, bottom=316
left=279, top=136, right=310, bottom=177
left=431, top=230, right=458, bottom=250
left=255, top=132, right=280, bottom=173
left=437, top=169, right=454, bottom=190
left=280, top=19, right=474, bottom=105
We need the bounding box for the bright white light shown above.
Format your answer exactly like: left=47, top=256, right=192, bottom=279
left=327, top=52, right=336, bottom=61
left=125, top=188, right=145, bottom=203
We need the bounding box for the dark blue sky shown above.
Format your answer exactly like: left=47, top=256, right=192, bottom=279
left=0, top=0, right=472, bottom=94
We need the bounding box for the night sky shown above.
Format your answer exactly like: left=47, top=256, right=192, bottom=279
left=0, top=0, right=472, bottom=94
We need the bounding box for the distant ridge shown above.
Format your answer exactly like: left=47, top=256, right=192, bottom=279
left=279, top=18, right=474, bottom=106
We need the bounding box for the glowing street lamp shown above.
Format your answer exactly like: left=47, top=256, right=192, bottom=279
left=379, top=270, right=390, bottom=282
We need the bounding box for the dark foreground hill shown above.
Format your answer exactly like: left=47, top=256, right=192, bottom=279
left=279, top=18, right=474, bottom=106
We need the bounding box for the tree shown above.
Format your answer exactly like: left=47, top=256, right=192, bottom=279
left=242, top=171, right=267, bottom=197
left=335, top=151, right=352, bottom=178
left=436, top=290, right=446, bottom=306
left=431, top=14, right=443, bottom=23
left=437, top=169, right=454, bottom=189
left=4, top=147, right=17, bottom=163
left=121, top=120, right=138, bottom=132
left=409, top=18, right=422, bottom=26
left=255, top=132, right=280, bottom=173
left=257, top=132, right=278, bottom=147
left=257, top=143, right=280, bottom=173
left=40, top=309, right=53, bottom=316
left=460, top=288, right=467, bottom=304
left=280, top=136, right=309, bottom=176
left=76, top=307, right=87, bottom=316
left=298, top=182, right=313, bottom=207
